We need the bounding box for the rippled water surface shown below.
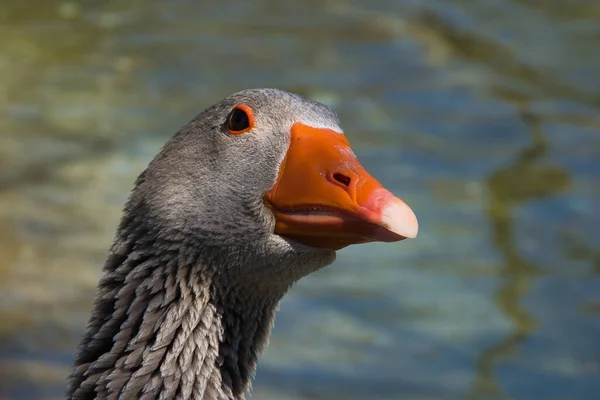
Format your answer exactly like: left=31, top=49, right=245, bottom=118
left=1, top=1, right=599, bottom=399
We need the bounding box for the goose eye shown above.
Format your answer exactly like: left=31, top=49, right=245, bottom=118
left=227, top=105, right=254, bottom=135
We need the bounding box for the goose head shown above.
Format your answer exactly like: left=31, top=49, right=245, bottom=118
left=137, top=89, right=417, bottom=284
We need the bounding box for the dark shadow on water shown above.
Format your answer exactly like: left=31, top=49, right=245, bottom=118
left=509, top=0, right=600, bottom=21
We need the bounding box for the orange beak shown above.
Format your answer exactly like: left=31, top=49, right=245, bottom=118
left=264, top=122, right=418, bottom=250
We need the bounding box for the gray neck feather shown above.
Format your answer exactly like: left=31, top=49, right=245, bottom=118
left=66, top=200, right=297, bottom=400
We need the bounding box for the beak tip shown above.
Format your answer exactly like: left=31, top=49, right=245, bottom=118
left=380, top=198, right=419, bottom=239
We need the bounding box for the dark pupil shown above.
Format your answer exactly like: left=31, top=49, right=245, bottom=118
left=229, top=109, right=249, bottom=131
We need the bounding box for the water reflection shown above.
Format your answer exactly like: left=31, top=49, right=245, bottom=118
left=415, top=10, right=600, bottom=109
left=469, top=101, right=570, bottom=399
left=1, top=1, right=599, bottom=399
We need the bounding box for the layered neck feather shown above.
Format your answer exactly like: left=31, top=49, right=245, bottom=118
left=66, top=206, right=288, bottom=400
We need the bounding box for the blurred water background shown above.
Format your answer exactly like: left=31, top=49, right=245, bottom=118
left=1, top=1, right=599, bottom=399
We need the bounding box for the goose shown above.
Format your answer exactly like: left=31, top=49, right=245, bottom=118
left=66, top=88, right=418, bottom=400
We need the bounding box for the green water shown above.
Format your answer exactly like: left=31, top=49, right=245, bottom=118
left=0, top=1, right=599, bottom=399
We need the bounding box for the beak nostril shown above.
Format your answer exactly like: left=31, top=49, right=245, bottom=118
left=333, top=173, right=351, bottom=187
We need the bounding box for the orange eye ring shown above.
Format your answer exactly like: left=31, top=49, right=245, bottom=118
left=226, top=104, right=254, bottom=135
